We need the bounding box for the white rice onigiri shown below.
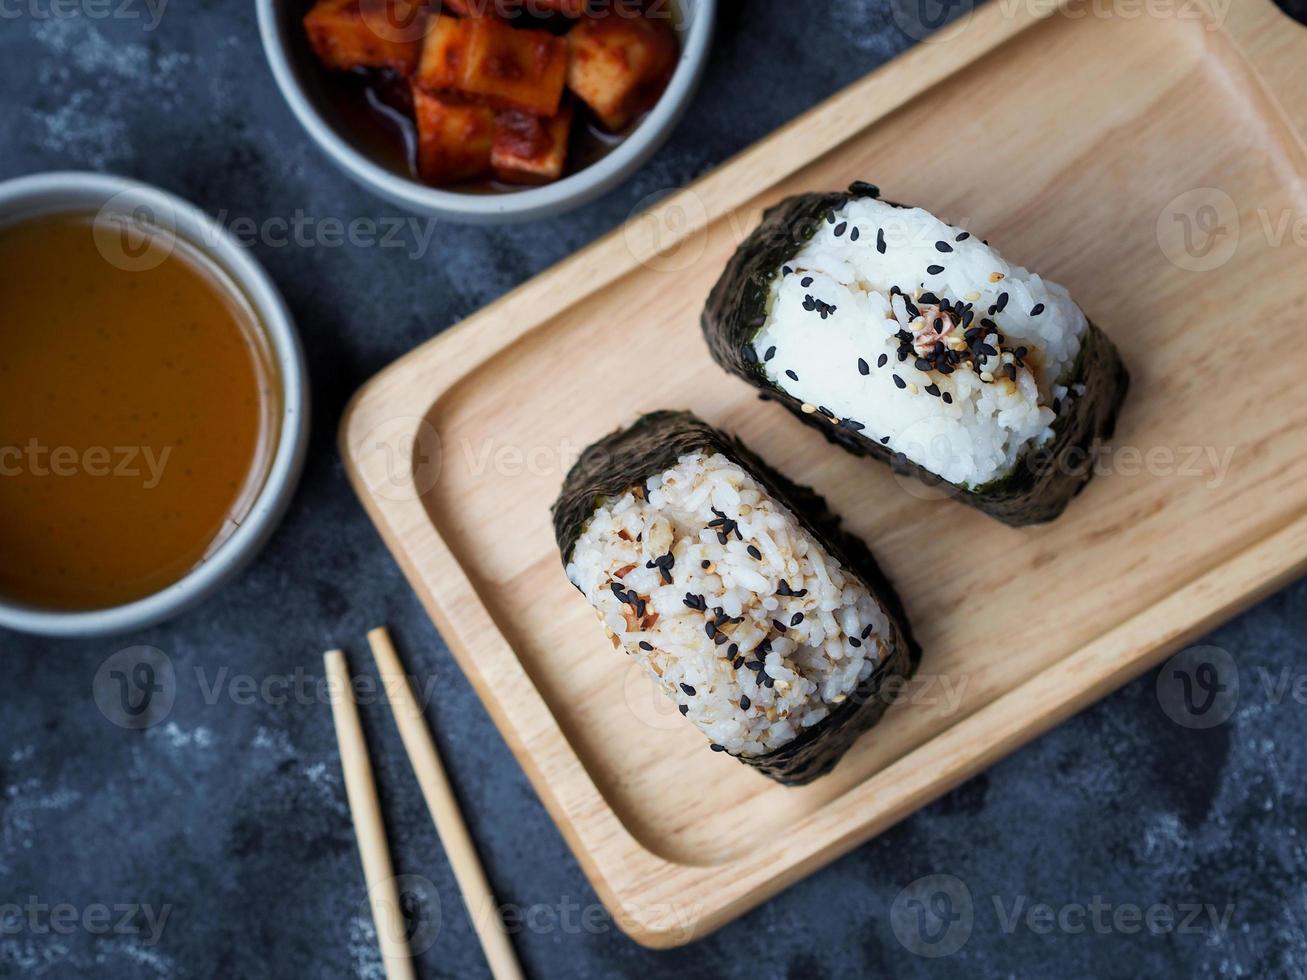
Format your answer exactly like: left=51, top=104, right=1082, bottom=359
left=566, top=450, right=891, bottom=757
left=753, top=196, right=1088, bottom=488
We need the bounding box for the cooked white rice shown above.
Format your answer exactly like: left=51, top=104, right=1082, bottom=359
left=753, top=196, right=1088, bottom=488
left=566, top=450, right=891, bottom=757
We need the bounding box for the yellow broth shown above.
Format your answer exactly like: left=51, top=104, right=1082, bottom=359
left=0, top=211, right=281, bottom=610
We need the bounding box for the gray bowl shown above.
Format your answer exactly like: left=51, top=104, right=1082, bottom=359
left=257, top=0, right=715, bottom=225
left=0, top=172, right=310, bottom=638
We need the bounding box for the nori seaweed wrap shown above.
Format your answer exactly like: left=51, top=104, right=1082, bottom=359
left=702, top=182, right=1130, bottom=526
left=553, top=411, right=920, bottom=786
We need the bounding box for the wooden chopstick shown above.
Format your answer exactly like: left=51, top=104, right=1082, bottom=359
left=324, top=649, right=418, bottom=980
left=366, top=627, right=525, bottom=980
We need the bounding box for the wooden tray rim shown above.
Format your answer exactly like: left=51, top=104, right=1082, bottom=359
left=340, top=0, right=1307, bottom=947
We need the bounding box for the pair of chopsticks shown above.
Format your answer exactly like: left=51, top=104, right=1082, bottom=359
left=325, top=628, right=524, bottom=980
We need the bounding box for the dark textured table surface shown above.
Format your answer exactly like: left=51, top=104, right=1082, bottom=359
left=5, top=1, right=1307, bottom=977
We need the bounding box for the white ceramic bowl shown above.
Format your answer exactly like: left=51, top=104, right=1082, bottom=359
left=257, top=0, right=715, bottom=224
left=0, top=172, right=310, bottom=638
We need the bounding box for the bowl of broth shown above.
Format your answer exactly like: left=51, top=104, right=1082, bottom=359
left=0, top=172, right=309, bottom=638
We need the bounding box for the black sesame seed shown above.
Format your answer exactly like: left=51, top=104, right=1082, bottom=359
left=849, top=637, right=862, bottom=647
left=956, top=232, right=971, bottom=241
left=639, top=641, right=653, bottom=651
left=743, top=345, right=758, bottom=364
left=850, top=227, right=860, bottom=242
left=679, top=704, right=689, bottom=716
left=680, top=683, right=696, bottom=696
left=920, top=292, right=939, bottom=305
left=772, top=620, right=788, bottom=633
left=710, top=744, right=726, bottom=752
left=936, top=241, right=953, bottom=253
left=733, top=657, right=746, bottom=670
left=764, top=346, right=777, bottom=361
left=877, top=353, right=888, bottom=368
left=747, top=545, right=762, bottom=560
left=826, top=212, right=836, bottom=225
left=745, top=660, right=763, bottom=671
left=1031, top=303, right=1045, bottom=316
left=765, top=677, right=775, bottom=689
left=925, top=383, right=941, bottom=397
left=785, top=369, right=799, bottom=381
left=942, top=392, right=953, bottom=404
left=801, top=276, right=814, bottom=287
left=893, top=374, right=906, bottom=389
left=701, top=560, right=711, bottom=569
left=915, top=358, right=932, bottom=372
left=834, top=222, right=847, bottom=237
left=880, top=436, right=890, bottom=444
left=740, top=695, right=751, bottom=711
left=728, top=643, right=738, bottom=657
left=783, top=265, right=794, bottom=276
left=858, top=357, right=870, bottom=376
left=790, top=612, right=804, bottom=626
left=704, top=622, right=716, bottom=639
left=876, top=228, right=887, bottom=254
left=996, top=291, right=1010, bottom=312
left=927, top=264, right=945, bottom=275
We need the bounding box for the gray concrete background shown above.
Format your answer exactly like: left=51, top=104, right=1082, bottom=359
left=3, top=1, right=1307, bottom=977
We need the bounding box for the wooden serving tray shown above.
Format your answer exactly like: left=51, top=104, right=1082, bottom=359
left=342, top=0, right=1307, bottom=947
